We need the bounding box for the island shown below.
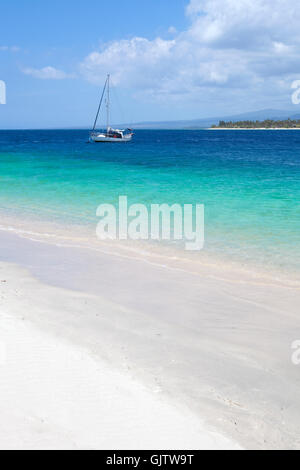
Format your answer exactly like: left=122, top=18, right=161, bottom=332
left=211, top=118, right=300, bottom=129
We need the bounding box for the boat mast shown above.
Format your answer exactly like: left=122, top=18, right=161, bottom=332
left=92, top=75, right=109, bottom=132
left=106, top=74, right=110, bottom=132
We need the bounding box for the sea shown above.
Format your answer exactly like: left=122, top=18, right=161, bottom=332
left=0, top=129, right=299, bottom=283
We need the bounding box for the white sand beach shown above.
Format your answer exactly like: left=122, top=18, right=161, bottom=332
left=0, top=229, right=300, bottom=450
left=0, top=266, right=239, bottom=450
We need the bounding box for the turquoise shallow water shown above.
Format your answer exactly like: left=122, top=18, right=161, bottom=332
left=0, top=129, right=299, bottom=277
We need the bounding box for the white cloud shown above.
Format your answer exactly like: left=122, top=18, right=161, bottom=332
left=80, top=37, right=176, bottom=89
left=185, top=0, right=300, bottom=51
left=23, top=66, right=72, bottom=80
left=77, top=0, right=300, bottom=107
left=273, top=42, right=293, bottom=55
left=168, top=26, right=177, bottom=35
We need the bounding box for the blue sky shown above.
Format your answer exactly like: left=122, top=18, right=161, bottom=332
left=1, top=0, right=300, bottom=128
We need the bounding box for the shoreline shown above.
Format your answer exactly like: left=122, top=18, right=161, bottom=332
left=0, top=210, right=298, bottom=289
left=0, top=228, right=300, bottom=449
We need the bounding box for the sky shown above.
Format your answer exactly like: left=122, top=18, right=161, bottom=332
left=1, top=0, right=300, bottom=128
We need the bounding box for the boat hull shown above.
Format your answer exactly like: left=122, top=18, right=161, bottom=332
left=90, top=134, right=133, bottom=143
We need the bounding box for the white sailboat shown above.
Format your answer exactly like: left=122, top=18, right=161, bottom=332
left=89, top=74, right=133, bottom=143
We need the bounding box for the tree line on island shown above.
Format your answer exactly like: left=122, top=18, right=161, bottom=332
left=211, top=118, right=300, bottom=128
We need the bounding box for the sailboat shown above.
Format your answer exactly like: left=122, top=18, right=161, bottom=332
left=89, top=74, right=133, bottom=143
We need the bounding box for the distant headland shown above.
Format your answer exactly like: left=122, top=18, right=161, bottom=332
left=211, top=118, right=300, bottom=129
